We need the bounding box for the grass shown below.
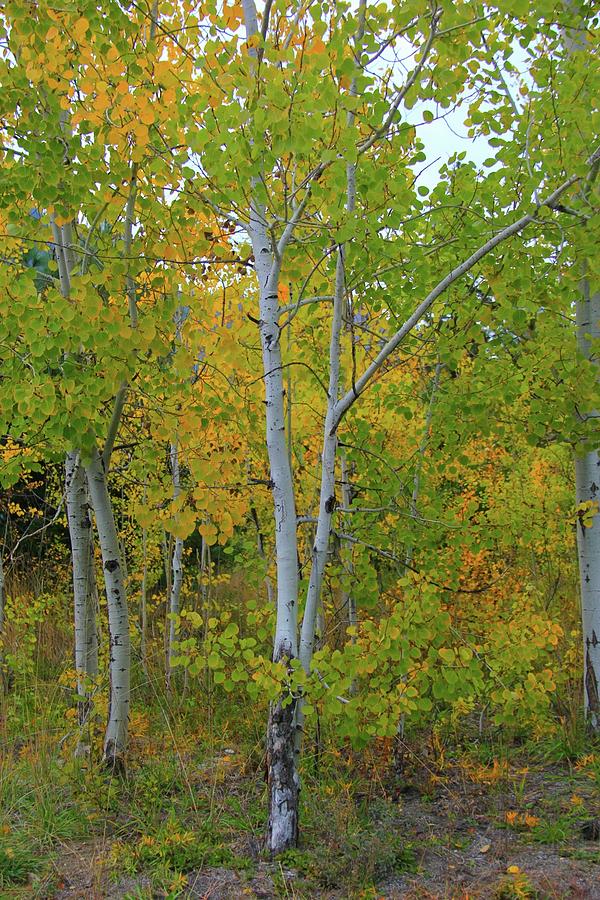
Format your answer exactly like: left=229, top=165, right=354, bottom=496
left=1, top=661, right=600, bottom=898
left=0, top=837, right=46, bottom=889
left=109, top=814, right=254, bottom=894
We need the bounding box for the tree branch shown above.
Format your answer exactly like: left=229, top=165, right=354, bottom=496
left=333, top=154, right=599, bottom=427
left=358, top=3, right=442, bottom=155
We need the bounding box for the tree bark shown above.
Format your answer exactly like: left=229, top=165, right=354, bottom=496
left=298, top=247, right=346, bottom=675
left=266, top=693, right=299, bottom=852
left=249, top=200, right=300, bottom=852
left=242, top=0, right=301, bottom=851
left=340, top=456, right=357, bottom=636
left=575, top=283, right=600, bottom=729
left=561, top=0, right=600, bottom=731
left=65, top=451, right=98, bottom=723
left=140, top=522, right=148, bottom=680
left=52, top=219, right=101, bottom=726
left=296, top=0, right=365, bottom=741
left=85, top=447, right=130, bottom=771
left=166, top=440, right=184, bottom=692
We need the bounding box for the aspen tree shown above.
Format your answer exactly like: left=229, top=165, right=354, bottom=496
left=230, top=0, right=598, bottom=850
left=563, top=0, right=600, bottom=731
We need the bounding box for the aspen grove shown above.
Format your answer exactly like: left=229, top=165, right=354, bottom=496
left=0, top=0, right=599, bottom=895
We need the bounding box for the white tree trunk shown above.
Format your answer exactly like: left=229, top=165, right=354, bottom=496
left=251, top=204, right=300, bottom=852
left=166, top=440, right=184, bottom=692
left=52, top=221, right=100, bottom=723
left=296, top=30, right=365, bottom=731
left=296, top=0, right=367, bottom=728
left=85, top=447, right=130, bottom=770
left=85, top=534, right=99, bottom=683
left=250, top=500, right=274, bottom=606
left=65, top=451, right=98, bottom=722
left=575, top=283, right=600, bottom=729
left=242, top=0, right=301, bottom=852
left=294, top=246, right=346, bottom=755
left=340, top=458, right=358, bottom=635
left=561, top=0, right=600, bottom=730
left=140, top=523, right=148, bottom=679
left=298, top=247, right=346, bottom=674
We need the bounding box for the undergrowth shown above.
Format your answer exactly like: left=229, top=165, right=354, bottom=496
left=1, top=663, right=599, bottom=897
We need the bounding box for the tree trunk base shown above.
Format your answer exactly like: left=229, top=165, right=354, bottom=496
left=266, top=697, right=299, bottom=853
left=103, top=741, right=127, bottom=777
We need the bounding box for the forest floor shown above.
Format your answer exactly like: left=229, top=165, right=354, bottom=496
left=3, top=722, right=600, bottom=900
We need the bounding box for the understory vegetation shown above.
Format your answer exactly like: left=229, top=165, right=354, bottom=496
left=1, top=0, right=599, bottom=895
left=1, top=546, right=600, bottom=897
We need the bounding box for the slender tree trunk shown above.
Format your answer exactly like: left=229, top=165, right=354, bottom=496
left=253, top=205, right=300, bottom=849
left=52, top=220, right=101, bottom=725
left=140, top=522, right=148, bottom=680
left=65, top=451, right=98, bottom=723
left=200, top=532, right=212, bottom=692
left=575, top=283, right=600, bottom=730
left=561, top=0, right=600, bottom=731
left=85, top=534, right=99, bottom=683
left=162, top=526, right=172, bottom=667
left=340, top=455, right=357, bottom=635
left=166, top=440, right=184, bottom=692
left=298, top=247, right=346, bottom=674
left=85, top=447, right=130, bottom=771
left=240, top=0, right=301, bottom=839
left=294, top=248, right=346, bottom=755
left=296, top=3, right=365, bottom=742
left=250, top=500, right=274, bottom=606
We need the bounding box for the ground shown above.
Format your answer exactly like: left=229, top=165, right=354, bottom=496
left=6, top=740, right=600, bottom=900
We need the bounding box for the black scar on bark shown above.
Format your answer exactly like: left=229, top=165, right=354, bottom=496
left=325, top=495, right=336, bottom=514
left=105, top=559, right=119, bottom=572
left=103, top=739, right=126, bottom=777
left=265, top=695, right=299, bottom=854
left=266, top=641, right=299, bottom=853
left=585, top=649, right=600, bottom=715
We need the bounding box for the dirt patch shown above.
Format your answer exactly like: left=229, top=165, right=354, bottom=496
left=43, top=760, right=600, bottom=899
left=183, top=864, right=277, bottom=898
left=48, top=840, right=151, bottom=899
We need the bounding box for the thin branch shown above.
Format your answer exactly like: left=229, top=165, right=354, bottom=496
left=102, top=382, right=128, bottom=471
left=358, top=4, right=442, bottom=155
left=275, top=187, right=316, bottom=259
left=333, top=156, right=598, bottom=427
left=278, top=295, right=334, bottom=319
left=261, top=0, right=274, bottom=41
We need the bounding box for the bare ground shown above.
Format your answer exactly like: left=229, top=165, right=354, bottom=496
left=32, top=760, right=600, bottom=899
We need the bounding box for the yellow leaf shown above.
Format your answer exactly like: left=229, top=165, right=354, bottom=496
left=139, top=106, right=155, bottom=126
left=73, top=17, right=90, bottom=40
